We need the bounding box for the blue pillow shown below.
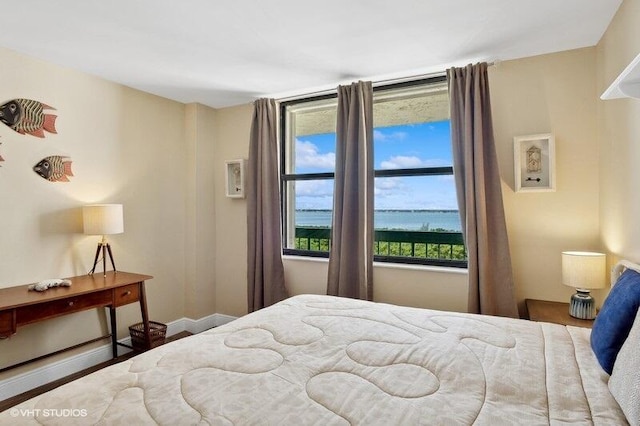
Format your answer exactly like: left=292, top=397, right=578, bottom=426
left=591, top=268, right=640, bottom=374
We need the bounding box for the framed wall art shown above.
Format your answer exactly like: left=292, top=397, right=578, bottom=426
left=225, top=159, right=245, bottom=198
left=514, top=133, right=556, bottom=192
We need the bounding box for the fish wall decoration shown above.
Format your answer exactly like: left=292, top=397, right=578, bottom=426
left=0, top=98, right=57, bottom=138
left=33, top=156, right=73, bottom=182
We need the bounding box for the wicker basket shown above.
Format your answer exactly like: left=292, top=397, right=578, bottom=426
left=129, top=321, right=167, bottom=351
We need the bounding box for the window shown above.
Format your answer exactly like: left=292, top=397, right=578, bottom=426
left=281, top=77, right=467, bottom=267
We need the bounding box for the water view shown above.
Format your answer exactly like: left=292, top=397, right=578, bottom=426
left=295, top=210, right=461, bottom=232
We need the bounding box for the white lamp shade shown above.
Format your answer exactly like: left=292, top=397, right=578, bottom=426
left=561, top=251, right=606, bottom=290
left=83, top=204, right=124, bottom=235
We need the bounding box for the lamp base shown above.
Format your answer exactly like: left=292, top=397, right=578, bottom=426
left=569, top=289, right=596, bottom=320
left=89, top=241, right=117, bottom=277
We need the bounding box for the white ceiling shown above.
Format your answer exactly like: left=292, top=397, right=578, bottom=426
left=0, top=0, right=622, bottom=109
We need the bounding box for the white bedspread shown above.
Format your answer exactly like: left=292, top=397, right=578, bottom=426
left=0, top=295, right=627, bottom=425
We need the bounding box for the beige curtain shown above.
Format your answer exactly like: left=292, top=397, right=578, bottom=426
left=447, top=63, right=518, bottom=318
left=327, top=81, right=374, bottom=300
left=247, top=98, right=288, bottom=312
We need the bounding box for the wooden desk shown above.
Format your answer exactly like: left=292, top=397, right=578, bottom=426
left=0, top=272, right=153, bottom=369
left=525, top=299, right=595, bottom=328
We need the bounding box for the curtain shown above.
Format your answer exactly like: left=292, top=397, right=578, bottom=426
left=247, top=98, right=288, bottom=312
left=447, top=63, right=518, bottom=318
left=327, top=81, right=374, bottom=300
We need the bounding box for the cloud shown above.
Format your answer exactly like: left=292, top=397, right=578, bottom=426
left=374, top=177, right=407, bottom=197
left=296, top=139, right=335, bottom=169
left=381, top=155, right=422, bottom=169
left=380, top=156, right=450, bottom=169
left=295, top=180, right=333, bottom=197
left=372, top=174, right=459, bottom=210
left=374, top=129, right=407, bottom=142
left=295, top=180, right=334, bottom=209
left=294, top=176, right=459, bottom=210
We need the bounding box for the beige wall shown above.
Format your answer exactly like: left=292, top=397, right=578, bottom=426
left=184, top=103, right=218, bottom=319
left=490, top=48, right=604, bottom=311
left=283, top=256, right=468, bottom=312
left=213, top=104, right=252, bottom=316
left=0, top=46, right=191, bottom=374
left=597, top=0, right=640, bottom=264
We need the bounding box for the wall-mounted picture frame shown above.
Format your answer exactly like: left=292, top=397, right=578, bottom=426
left=225, top=159, right=246, bottom=198
left=514, top=133, right=555, bottom=192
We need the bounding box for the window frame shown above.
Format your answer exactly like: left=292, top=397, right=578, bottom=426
left=280, top=77, right=467, bottom=268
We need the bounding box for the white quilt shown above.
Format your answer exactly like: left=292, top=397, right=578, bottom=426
left=0, top=295, right=627, bottom=425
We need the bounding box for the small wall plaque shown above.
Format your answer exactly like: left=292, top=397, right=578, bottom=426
left=225, top=159, right=245, bottom=198
left=514, top=134, right=555, bottom=192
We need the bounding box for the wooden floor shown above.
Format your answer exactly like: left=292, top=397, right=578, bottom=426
left=0, top=331, right=192, bottom=412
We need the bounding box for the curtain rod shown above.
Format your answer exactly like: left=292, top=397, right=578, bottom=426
left=275, top=61, right=496, bottom=103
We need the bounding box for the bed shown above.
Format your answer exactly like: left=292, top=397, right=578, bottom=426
left=2, top=263, right=639, bottom=425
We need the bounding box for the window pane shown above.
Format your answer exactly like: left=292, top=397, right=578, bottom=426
left=283, top=98, right=337, bottom=174
left=294, top=133, right=336, bottom=174
left=375, top=175, right=460, bottom=230
left=294, top=179, right=334, bottom=211
left=374, top=175, right=465, bottom=262
left=284, top=179, right=333, bottom=251
left=374, top=121, right=452, bottom=170
left=373, top=82, right=452, bottom=171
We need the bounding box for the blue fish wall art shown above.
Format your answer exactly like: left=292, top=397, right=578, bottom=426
left=33, top=156, right=73, bottom=182
left=0, top=98, right=57, bottom=138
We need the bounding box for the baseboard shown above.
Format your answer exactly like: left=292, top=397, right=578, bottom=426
left=0, top=312, right=237, bottom=402
left=183, top=313, right=237, bottom=334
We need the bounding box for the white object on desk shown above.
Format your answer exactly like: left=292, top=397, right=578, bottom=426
left=28, top=279, right=72, bottom=292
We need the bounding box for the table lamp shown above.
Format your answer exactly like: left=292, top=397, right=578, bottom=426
left=83, top=204, right=124, bottom=277
left=561, top=251, right=606, bottom=319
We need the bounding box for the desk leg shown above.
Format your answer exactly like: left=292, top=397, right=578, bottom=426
left=109, top=306, right=117, bottom=358
left=139, top=281, right=152, bottom=350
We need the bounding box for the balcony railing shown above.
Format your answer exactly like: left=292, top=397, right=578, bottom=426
left=293, top=226, right=467, bottom=266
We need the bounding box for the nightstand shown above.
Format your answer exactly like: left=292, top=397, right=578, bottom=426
left=525, top=299, right=595, bottom=328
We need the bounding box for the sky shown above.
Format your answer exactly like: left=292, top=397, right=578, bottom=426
left=293, top=120, right=458, bottom=210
